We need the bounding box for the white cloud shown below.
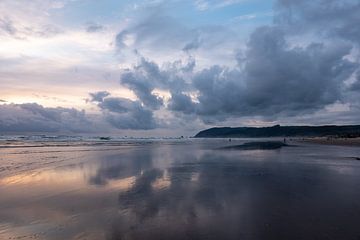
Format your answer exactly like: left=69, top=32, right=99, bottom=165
left=194, top=0, right=246, bottom=11
left=0, top=0, right=74, bottom=39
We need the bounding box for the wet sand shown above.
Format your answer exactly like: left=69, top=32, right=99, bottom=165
left=1, top=139, right=360, bottom=240
left=300, top=137, right=360, bottom=147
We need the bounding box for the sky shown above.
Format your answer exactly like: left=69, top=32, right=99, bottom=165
left=0, top=0, right=360, bottom=136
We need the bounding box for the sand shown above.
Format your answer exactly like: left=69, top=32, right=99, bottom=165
left=299, top=137, right=360, bottom=147
left=1, top=139, right=360, bottom=239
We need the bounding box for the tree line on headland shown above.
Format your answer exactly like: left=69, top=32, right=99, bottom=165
left=194, top=125, right=360, bottom=138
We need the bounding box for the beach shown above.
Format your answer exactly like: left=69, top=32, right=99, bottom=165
left=1, top=138, right=360, bottom=240
left=300, top=137, right=360, bottom=147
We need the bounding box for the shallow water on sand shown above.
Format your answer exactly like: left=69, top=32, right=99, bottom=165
left=1, top=139, right=360, bottom=240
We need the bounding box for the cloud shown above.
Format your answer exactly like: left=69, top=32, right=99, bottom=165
left=194, top=0, right=245, bottom=11
left=120, top=26, right=355, bottom=124
left=0, top=17, right=17, bottom=36
left=168, top=92, right=196, bottom=114
left=350, top=72, right=360, bottom=91
left=89, top=91, right=110, bottom=102
left=0, top=0, right=65, bottom=39
left=2, top=0, right=360, bottom=133
left=182, top=37, right=202, bottom=52
left=120, top=58, right=165, bottom=110
left=233, top=14, right=257, bottom=21
left=90, top=92, right=157, bottom=130
left=114, top=0, right=360, bottom=127
left=0, top=96, right=158, bottom=133
left=115, top=10, right=240, bottom=68
left=86, top=23, right=104, bottom=33
left=116, top=13, right=194, bottom=53
left=192, top=26, right=355, bottom=118
left=275, top=0, right=360, bottom=44
left=119, top=56, right=195, bottom=109
left=0, top=103, right=94, bottom=133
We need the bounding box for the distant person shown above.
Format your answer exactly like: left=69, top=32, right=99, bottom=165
left=283, top=138, right=286, bottom=144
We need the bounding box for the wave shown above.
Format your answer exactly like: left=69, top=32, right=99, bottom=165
left=0, top=135, right=190, bottom=149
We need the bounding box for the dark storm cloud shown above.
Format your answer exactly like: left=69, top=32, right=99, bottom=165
left=90, top=92, right=157, bottom=130
left=275, top=0, right=360, bottom=44
left=194, top=26, right=355, bottom=118
left=103, top=99, right=157, bottom=130
left=0, top=103, right=93, bottom=133
left=350, top=72, right=360, bottom=91
left=121, top=26, right=355, bottom=123
left=168, top=92, right=196, bottom=114
left=120, top=58, right=164, bottom=110
left=119, top=57, right=193, bottom=110
left=113, top=0, right=360, bottom=126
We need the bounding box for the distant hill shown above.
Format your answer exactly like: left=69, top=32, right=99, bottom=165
left=194, top=125, right=360, bottom=138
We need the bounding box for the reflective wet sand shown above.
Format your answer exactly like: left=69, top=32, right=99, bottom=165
left=1, top=139, right=360, bottom=240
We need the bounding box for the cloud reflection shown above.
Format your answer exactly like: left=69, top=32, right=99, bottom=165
left=2, top=142, right=360, bottom=240
left=108, top=149, right=360, bottom=240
